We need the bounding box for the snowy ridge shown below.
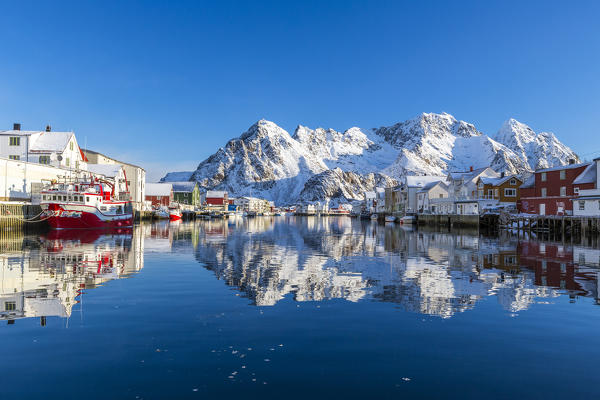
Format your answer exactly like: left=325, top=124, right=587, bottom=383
left=162, top=113, right=579, bottom=204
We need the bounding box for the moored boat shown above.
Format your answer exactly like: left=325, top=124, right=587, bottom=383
left=385, top=215, right=397, bottom=223
left=399, top=215, right=416, bottom=225
left=169, top=206, right=182, bottom=221
left=370, top=213, right=378, bottom=221
left=40, top=177, right=133, bottom=229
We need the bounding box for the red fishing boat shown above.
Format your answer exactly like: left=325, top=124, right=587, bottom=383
left=169, top=206, right=182, bottom=221
left=40, top=177, right=133, bottom=229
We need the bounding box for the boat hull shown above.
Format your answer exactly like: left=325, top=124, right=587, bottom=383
left=43, top=204, right=133, bottom=229
left=169, top=214, right=182, bottom=221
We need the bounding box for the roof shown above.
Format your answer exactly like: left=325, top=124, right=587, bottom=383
left=29, top=131, right=74, bottom=152
left=86, top=164, right=123, bottom=178
left=573, top=163, right=597, bottom=185
left=448, top=167, right=497, bottom=182
left=405, top=175, right=447, bottom=188
left=479, top=175, right=521, bottom=186
left=519, top=175, right=536, bottom=189
left=83, top=148, right=145, bottom=170
left=536, top=162, right=591, bottom=173
left=206, top=190, right=227, bottom=198
left=146, top=183, right=172, bottom=196
left=171, top=181, right=197, bottom=193
left=417, top=181, right=447, bottom=193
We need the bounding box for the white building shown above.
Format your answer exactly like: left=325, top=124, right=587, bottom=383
left=83, top=149, right=146, bottom=209
left=0, top=124, right=87, bottom=169
left=573, top=157, right=600, bottom=216
left=417, top=181, right=450, bottom=214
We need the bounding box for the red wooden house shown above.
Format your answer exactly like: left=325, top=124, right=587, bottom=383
left=145, top=183, right=173, bottom=207
left=518, top=161, right=595, bottom=216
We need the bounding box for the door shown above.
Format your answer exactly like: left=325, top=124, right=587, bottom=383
left=539, top=203, right=545, bottom=216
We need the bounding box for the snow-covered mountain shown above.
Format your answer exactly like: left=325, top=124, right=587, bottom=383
left=162, top=112, right=579, bottom=204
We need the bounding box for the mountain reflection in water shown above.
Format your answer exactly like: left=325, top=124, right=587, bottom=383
left=194, top=217, right=600, bottom=317
left=1, top=217, right=599, bottom=323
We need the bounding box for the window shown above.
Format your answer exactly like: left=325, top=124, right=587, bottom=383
left=504, top=188, right=517, bottom=197
left=579, top=201, right=585, bottom=211
left=52, top=195, right=57, bottom=201
left=541, top=172, right=547, bottom=182
left=439, top=193, right=444, bottom=198
left=86, top=196, right=90, bottom=202
left=75, top=161, right=80, bottom=169
left=39, top=155, right=50, bottom=164
left=541, top=188, right=547, bottom=197
left=574, top=187, right=580, bottom=195
left=495, top=189, right=499, bottom=198
left=9, top=137, right=20, bottom=146
left=8, top=155, right=20, bottom=160
left=4, top=301, right=16, bottom=311
left=510, top=178, right=517, bottom=185
left=560, top=170, right=566, bottom=180
left=70, top=142, right=74, bottom=150
left=560, top=186, right=566, bottom=196
left=66, top=157, right=70, bottom=166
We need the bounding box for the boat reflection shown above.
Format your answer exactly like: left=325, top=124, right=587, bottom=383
left=0, top=228, right=143, bottom=324
left=191, top=217, right=600, bottom=317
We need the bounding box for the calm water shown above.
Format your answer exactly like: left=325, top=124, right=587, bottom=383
left=1, top=217, right=600, bottom=399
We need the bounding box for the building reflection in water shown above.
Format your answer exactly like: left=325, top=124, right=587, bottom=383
left=3, top=217, right=598, bottom=323
left=0, top=228, right=144, bottom=324
left=191, top=217, right=600, bottom=318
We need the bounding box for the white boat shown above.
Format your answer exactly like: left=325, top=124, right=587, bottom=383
left=385, top=215, right=397, bottom=223
left=370, top=214, right=378, bottom=221
left=152, top=207, right=169, bottom=220
left=399, top=215, right=416, bottom=225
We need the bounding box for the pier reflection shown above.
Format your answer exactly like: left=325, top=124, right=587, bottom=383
left=190, top=217, right=600, bottom=317
left=0, top=228, right=143, bottom=324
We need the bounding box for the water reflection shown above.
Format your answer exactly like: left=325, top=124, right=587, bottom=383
left=191, top=217, right=600, bottom=317
left=0, top=228, right=143, bottom=324
left=1, top=218, right=599, bottom=323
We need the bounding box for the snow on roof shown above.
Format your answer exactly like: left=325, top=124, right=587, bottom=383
left=146, top=183, right=172, bottom=196
left=29, top=131, right=74, bottom=152
left=364, top=191, right=376, bottom=199
left=520, top=175, right=535, bottom=189
left=206, top=190, right=227, bottom=198
left=171, top=181, right=197, bottom=192
left=405, top=175, right=446, bottom=187
left=479, top=175, right=520, bottom=186
left=536, top=162, right=590, bottom=173
left=574, top=163, right=597, bottom=185
left=448, top=167, right=495, bottom=182
left=417, top=181, right=447, bottom=193
left=86, top=164, right=123, bottom=178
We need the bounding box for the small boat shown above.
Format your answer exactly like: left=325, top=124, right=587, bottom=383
left=169, top=206, right=182, bottom=221
left=385, top=215, right=397, bottom=223
left=152, top=207, right=170, bottom=220
left=370, top=213, right=378, bottom=221
left=40, top=177, right=133, bottom=229
left=399, top=215, right=416, bottom=225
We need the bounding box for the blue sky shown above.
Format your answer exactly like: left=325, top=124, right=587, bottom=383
left=1, top=0, right=599, bottom=180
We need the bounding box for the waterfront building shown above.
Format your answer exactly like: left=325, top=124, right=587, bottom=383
left=573, top=158, right=600, bottom=216
left=475, top=174, right=523, bottom=212
left=364, top=190, right=377, bottom=213
left=518, top=160, right=594, bottom=216
left=385, top=176, right=446, bottom=215
left=145, top=183, right=173, bottom=207
left=171, top=181, right=201, bottom=207
left=0, top=123, right=87, bottom=169
left=83, top=149, right=146, bottom=209
left=417, top=181, right=450, bottom=214
left=202, top=190, right=229, bottom=212
left=234, top=196, right=268, bottom=213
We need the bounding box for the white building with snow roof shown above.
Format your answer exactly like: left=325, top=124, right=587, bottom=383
left=573, top=157, right=600, bottom=216
left=0, top=123, right=87, bottom=169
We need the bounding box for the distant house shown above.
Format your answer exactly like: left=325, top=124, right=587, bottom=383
left=203, top=190, right=229, bottom=211
left=518, top=161, right=594, bottom=216
left=475, top=174, right=523, bottom=211
left=171, top=181, right=200, bottom=207
left=0, top=123, right=87, bottom=169
left=386, top=176, right=446, bottom=215
left=145, top=183, right=173, bottom=207
left=573, top=158, right=600, bottom=216
left=447, top=167, right=500, bottom=201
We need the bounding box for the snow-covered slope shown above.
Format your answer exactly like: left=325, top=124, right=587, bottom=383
left=162, top=113, right=579, bottom=204
left=493, top=118, right=580, bottom=170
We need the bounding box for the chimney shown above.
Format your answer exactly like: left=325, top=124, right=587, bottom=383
left=569, top=159, right=575, bottom=165
left=469, top=166, right=473, bottom=172
left=501, top=172, right=505, bottom=178
left=45, top=125, right=51, bottom=132
left=13, top=123, right=20, bottom=131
